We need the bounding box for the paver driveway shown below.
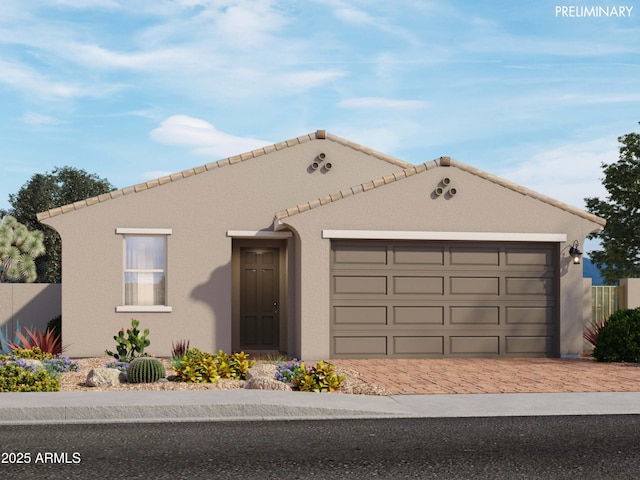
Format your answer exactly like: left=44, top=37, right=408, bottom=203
left=331, top=358, right=640, bottom=395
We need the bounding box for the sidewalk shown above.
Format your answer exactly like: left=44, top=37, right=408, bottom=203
left=3, top=389, right=640, bottom=425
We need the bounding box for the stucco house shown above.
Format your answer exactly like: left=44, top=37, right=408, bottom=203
left=37, top=130, right=605, bottom=359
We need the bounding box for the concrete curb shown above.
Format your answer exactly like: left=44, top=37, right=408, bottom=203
left=3, top=390, right=640, bottom=425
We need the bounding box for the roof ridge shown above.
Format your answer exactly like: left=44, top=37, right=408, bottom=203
left=37, top=130, right=410, bottom=221
left=273, top=157, right=606, bottom=227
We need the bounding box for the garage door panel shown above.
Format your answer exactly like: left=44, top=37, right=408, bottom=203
left=450, top=306, right=499, bottom=325
left=393, top=276, right=443, bottom=294
left=330, top=241, right=558, bottom=358
left=450, top=277, right=500, bottom=295
left=450, top=247, right=500, bottom=265
left=393, top=246, right=444, bottom=265
left=333, top=244, right=387, bottom=264
left=506, top=336, right=553, bottom=354
left=506, top=248, right=554, bottom=267
left=333, top=336, right=387, bottom=355
left=394, top=306, right=444, bottom=325
left=393, top=336, right=444, bottom=355
left=334, top=306, right=387, bottom=325
left=450, top=336, right=500, bottom=355
left=334, top=276, right=387, bottom=294
left=506, top=277, right=553, bottom=295
left=506, top=307, right=553, bottom=324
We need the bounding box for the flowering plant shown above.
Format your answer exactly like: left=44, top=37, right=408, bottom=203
left=105, top=318, right=150, bottom=362
left=274, top=359, right=306, bottom=384
left=104, top=360, right=130, bottom=372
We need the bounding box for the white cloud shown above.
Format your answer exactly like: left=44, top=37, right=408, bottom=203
left=22, top=112, right=65, bottom=126
left=339, top=97, right=430, bottom=109
left=149, top=115, right=272, bottom=159
left=495, top=136, right=618, bottom=210
left=50, top=0, right=120, bottom=8
left=0, top=58, right=122, bottom=99
left=280, top=70, right=346, bottom=91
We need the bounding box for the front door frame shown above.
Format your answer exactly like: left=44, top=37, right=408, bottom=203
left=232, top=238, right=288, bottom=354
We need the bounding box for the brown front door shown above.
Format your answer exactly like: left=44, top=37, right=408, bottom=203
left=240, top=247, right=280, bottom=350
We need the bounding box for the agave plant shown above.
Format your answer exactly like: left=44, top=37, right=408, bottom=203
left=6, top=326, right=63, bottom=355
left=584, top=315, right=608, bottom=348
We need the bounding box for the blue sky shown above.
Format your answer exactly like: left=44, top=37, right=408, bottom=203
left=1, top=1, right=639, bottom=253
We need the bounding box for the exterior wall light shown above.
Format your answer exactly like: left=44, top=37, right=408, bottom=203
left=569, top=240, right=583, bottom=264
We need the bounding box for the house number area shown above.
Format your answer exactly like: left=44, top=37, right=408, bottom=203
left=1, top=451, right=82, bottom=464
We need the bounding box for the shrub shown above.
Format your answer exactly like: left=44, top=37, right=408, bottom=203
left=593, top=308, right=640, bottom=362
left=288, top=360, right=345, bottom=392
left=127, top=357, right=166, bottom=383
left=173, top=348, right=220, bottom=383
left=7, top=347, right=52, bottom=361
left=0, top=362, right=59, bottom=392
left=105, top=318, right=150, bottom=362
left=172, top=348, right=255, bottom=383
left=0, top=348, right=78, bottom=375
left=215, top=350, right=255, bottom=380
left=46, top=315, right=61, bottom=338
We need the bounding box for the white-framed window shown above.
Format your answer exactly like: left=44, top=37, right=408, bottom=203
left=115, top=228, right=172, bottom=313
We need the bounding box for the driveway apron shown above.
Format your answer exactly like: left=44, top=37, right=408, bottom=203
left=331, top=358, right=640, bottom=395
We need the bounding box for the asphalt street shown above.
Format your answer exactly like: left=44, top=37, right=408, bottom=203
left=2, top=415, right=640, bottom=479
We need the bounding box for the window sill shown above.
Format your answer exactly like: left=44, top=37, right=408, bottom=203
left=116, top=306, right=173, bottom=313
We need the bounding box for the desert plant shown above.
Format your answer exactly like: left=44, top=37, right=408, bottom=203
left=274, top=359, right=304, bottom=384
left=104, top=360, right=130, bottom=372
left=46, top=315, right=61, bottom=338
left=41, top=355, right=79, bottom=374
left=6, top=346, right=52, bottom=361
left=593, top=308, right=640, bottom=362
left=0, top=215, right=46, bottom=283
left=126, top=357, right=166, bottom=384
left=584, top=315, right=608, bottom=348
left=290, top=360, right=345, bottom=393
left=214, top=350, right=255, bottom=380
left=0, top=362, right=59, bottom=392
left=171, top=339, right=190, bottom=360
left=0, top=348, right=78, bottom=375
left=0, top=318, right=21, bottom=354
left=173, top=348, right=219, bottom=383
left=6, top=326, right=62, bottom=355
left=105, top=318, right=150, bottom=362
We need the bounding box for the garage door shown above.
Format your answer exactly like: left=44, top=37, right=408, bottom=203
left=330, top=241, right=559, bottom=358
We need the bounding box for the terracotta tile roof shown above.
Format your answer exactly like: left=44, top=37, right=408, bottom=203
left=273, top=157, right=607, bottom=227
left=36, top=130, right=411, bottom=221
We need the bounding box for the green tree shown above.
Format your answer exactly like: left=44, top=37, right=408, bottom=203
left=0, top=166, right=115, bottom=283
left=0, top=216, right=46, bottom=283
left=585, top=123, right=640, bottom=284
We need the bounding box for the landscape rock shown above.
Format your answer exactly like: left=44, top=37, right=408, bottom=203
left=85, top=368, right=125, bottom=387
left=245, top=364, right=277, bottom=380
left=244, top=376, right=291, bottom=391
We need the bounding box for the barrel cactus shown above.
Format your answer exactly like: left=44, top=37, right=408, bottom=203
left=126, top=357, right=166, bottom=384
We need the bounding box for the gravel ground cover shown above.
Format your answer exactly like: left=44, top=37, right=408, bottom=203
left=59, top=357, right=391, bottom=395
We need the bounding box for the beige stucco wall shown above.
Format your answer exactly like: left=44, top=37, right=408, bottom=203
left=621, top=278, right=640, bottom=309
left=0, top=284, right=61, bottom=345
left=40, top=136, right=408, bottom=357
left=280, top=164, right=603, bottom=359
